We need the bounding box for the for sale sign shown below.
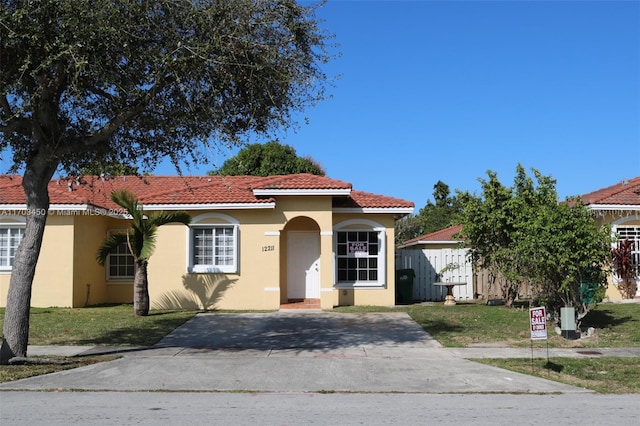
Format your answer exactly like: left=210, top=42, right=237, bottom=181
left=529, top=306, right=547, bottom=341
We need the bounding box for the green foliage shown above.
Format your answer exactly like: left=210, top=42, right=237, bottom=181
left=395, top=180, right=462, bottom=244
left=394, top=215, right=423, bottom=244
left=209, top=140, right=325, bottom=176
left=81, top=161, right=140, bottom=177
left=97, top=190, right=191, bottom=264
left=611, top=239, right=639, bottom=299
left=458, top=165, right=611, bottom=321
left=96, top=191, right=191, bottom=316
left=1, top=0, right=333, bottom=174
left=417, top=180, right=463, bottom=235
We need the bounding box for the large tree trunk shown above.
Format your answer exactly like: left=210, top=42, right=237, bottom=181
left=0, top=160, right=57, bottom=364
left=134, top=260, right=150, bottom=316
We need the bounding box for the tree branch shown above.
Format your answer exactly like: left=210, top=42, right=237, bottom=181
left=84, top=78, right=170, bottom=147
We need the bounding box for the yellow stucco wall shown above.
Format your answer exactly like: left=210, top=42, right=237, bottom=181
left=2, top=196, right=401, bottom=310
left=72, top=213, right=110, bottom=307
left=30, top=214, right=75, bottom=307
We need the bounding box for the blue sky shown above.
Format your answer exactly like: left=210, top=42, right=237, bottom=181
left=186, top=0, right=640, bottom=211
left=4, top=0, right=638, bottom=212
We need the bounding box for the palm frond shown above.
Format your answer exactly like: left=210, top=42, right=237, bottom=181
left=148, top=211, right=192, bottom=227
left=96, top=232, right=130, bottom=265
left=110, top=190, right=144, bottom=225
left=139, top=232, right=157, bottom=261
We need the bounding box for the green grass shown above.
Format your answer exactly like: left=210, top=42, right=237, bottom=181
left=0, top=355, right=121, bottom=383
left=476, top=357, right=640, bottom=394
left=1, top=304, right=197, bottom=346
left=334, top=301, right=640, bottom=348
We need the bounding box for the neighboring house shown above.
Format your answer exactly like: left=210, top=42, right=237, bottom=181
left=396, top=176, right=640, bottom=303
left=396, top=225, right=475, bottom=302
left=0, top=174, right=413, bottom=310
left=579, top=176, right=640, bottom=300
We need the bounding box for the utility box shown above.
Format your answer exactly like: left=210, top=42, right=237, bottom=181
left=560, top=307, right=579, bottom=340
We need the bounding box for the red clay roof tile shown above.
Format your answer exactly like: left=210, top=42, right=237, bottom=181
left=1, top=174, right=413, bottom=211
left=578, top=176, right=640, bottom=206
left=400, top=225, right=464, bottom=246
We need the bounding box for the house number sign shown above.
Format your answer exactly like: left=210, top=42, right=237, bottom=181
left=262, top=245, right=275, bottom=252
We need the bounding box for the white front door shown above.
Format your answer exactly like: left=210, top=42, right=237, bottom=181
left=287, top=231, right=320, bottom=299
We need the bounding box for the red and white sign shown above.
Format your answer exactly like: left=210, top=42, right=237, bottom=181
left=348, top=242, right=368, bottom=256
left=529, top=306, right=547, bottom=341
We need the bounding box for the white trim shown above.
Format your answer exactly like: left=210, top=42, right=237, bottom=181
left=0, top=204, right=91, bottom=211
left=0, top=215, right=26, bottom=223
left=587, top=204, right=639, bottom=212
left=333, top=207, right=414, bottom=215
left=264, top=231, right=280, bottom=236
left=320, top=231, right=333, bottom=236
left=190, top=212, right=240, bottom=225
left=1, top=203, right=275, bottom=212
left=0, top=223, right=25, bottom=271
left=334, top=219, right=384, bottom=230
left=397, top=240, right=462, bottom=249
left=143, top=203, right=275, bottom=210
left=188, top=213, right=240, bottom=274
left=333, top=222, right=387, bottom=288
left=253, top=188, right=351, bottom=196
left=264, top=287, right=280, bottom=292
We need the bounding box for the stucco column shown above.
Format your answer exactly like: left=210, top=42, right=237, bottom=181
left=319, top=230, right=336, bottom=309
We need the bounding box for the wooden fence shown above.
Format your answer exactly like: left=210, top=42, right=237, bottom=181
left=396, top=248, right=534, bottom=302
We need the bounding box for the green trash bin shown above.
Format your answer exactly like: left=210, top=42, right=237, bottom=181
left=395, top=269, right=415, bottom=305
left=580, top=282, right=601, bottom=305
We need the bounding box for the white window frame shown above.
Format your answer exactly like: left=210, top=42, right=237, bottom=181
left=614, top=225, right=640, bottom=278
left=188, top=213, right=239, bottom=274
left=333, top=219, right=386, bottom=288
left=0, top=221, right=25, bottom=272
left=106, top=229, right=135, bottom=281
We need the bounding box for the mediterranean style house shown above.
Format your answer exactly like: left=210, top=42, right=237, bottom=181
left=0, top=174, right=413, bottom=310
left=581, top=176, right=640, bottom=299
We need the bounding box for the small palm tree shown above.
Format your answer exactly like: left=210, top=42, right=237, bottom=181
left=97, top=190, right=191, bottom=316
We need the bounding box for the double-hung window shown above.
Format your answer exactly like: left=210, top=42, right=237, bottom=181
left=189, top=214, right=239, bottom=274
left=334, top=223, right=386, bottom=287
left=106, top=230, right=134, bottom=280
left=0, top=226, right=24, bottom=270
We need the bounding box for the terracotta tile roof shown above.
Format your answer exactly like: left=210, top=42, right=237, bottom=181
left=399, top=225, right=464, bottom=247
left=333, top=190, right=414, bottom=209
left=251, top=174, right=352, bottom=190
left=578, top=176, right=640, bottom=206
left=0, top=174, right=413, bottom=211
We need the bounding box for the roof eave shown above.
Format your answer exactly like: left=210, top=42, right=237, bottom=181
left=586, top=204, right=640, bottom=212
left=333, top=207, right=414, bottom=215
left=141, top=203, right=276, bottom=210
left=397, top=240, right=463, bottom=249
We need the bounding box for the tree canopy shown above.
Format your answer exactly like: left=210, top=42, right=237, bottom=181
left=209, top=140, right=325, bottom=176
left=394, top=180, right=462, bottom=244
left=458, top=165, right=611, bottom=323
left=0, top=0, right=333, bottom=364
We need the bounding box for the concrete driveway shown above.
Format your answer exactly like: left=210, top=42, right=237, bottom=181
left=1, top=311, right=590, bottom=394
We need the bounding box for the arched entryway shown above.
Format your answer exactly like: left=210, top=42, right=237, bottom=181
left=281, top=217, right=321, bottom=309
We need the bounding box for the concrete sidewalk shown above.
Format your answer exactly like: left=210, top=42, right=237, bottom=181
left=3, top=311, right=638, bottom=394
